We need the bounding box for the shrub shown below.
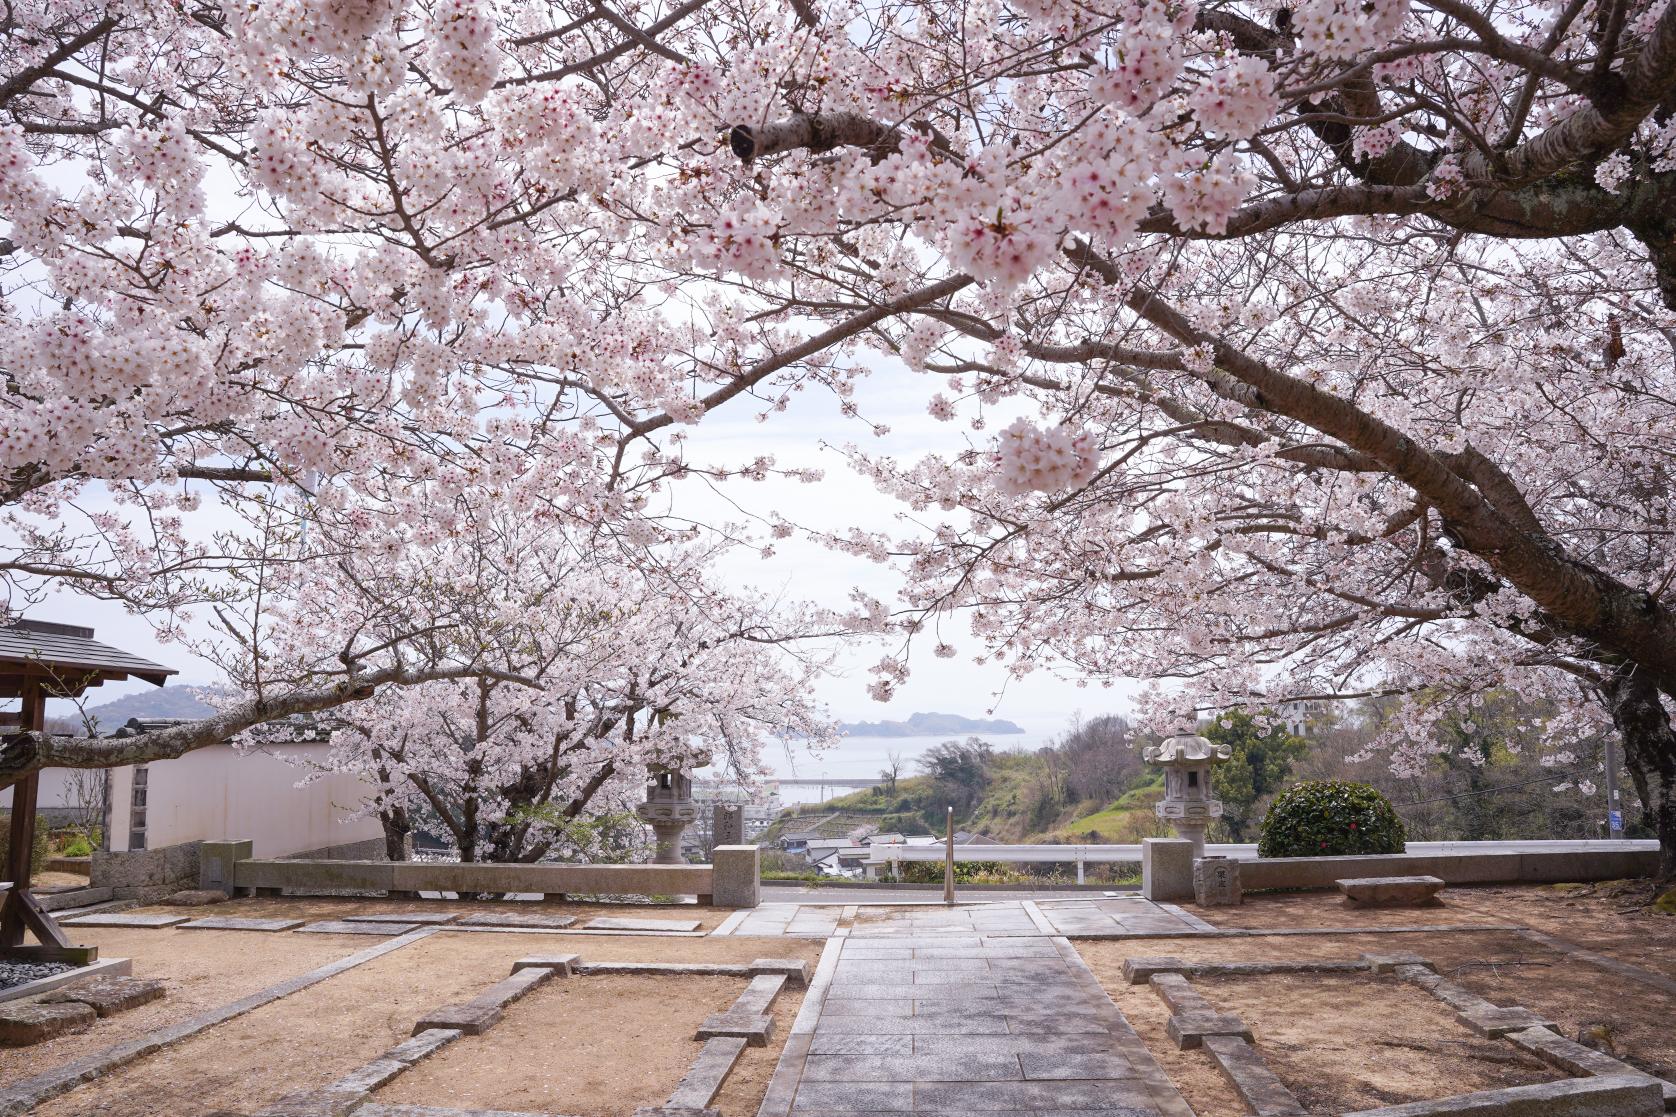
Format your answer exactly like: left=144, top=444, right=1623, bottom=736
left=1257, top=780, right=1406, bottom=858
left=0, top=813, right=52, bottom=879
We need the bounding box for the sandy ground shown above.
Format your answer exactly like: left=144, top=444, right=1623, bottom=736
left=1080, top=913, right=1676, bottom=1114
left=0, top=927, right=361, bottom=1084
left=131, top=894, right=736, bottom=931
left=1448, top=882, right=1676, bottom=981
left=17, top=900, right=820, bottom=1116
left=1194, top=888, right=1511, bottom=930
left=34, top=871, right=93, bottom=890
left=378, top=972, right=806, bottom=1115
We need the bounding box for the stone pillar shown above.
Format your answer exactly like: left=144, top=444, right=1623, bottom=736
left=1142, top=837, right=1195, bottom=902
left=1193, top=855, right=1242, bottom=906
left=712, top=845, right=760, bottom=908
left=199, top=839, right=254, bottom=895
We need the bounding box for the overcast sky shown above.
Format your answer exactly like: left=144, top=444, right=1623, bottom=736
left=29, top=352, right=1139, bottom=739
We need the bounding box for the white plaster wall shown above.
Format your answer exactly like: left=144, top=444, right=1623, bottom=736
left=103, top=743, right=383, bottom=857
left=0, top=769, right=85, bottom=810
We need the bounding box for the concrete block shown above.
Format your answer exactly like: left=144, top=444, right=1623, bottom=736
left=696, top=1011, right=774, bottom=1046
left=1340, top=1075, right=1662, bottom=1116
left=749, top=959, right=810, bottom=988
left=456, top=912, right=576, bottom=930
left=1142, top=838, right=1195, bottom=902
left=197, top=838, right=253, bottom=892
left=711, top=845, right=760, bottom=909
left=583, top=917, right=701, bottom=932
left=1203, top=1035, right=1306, bottom=1116
left=382, top=1027, right=462, bottom=1064
left=1502, top=1028, right=1676, bottom=1110
left=178, top=917, right=304, bottom=932
left=1339, top=875, right=1447, bottom=908
left=1122, top=955, right=1189, bottom=985
left=343, top=912, right=458, bottom=925
left=0, top=1001, right=96, bottom=1045
left=1363, top=952, right=1437, bottom=974
left=252, top=1090, right=364, bottom=1117
left=411, top=1002, right=502, bottom=1036
left=60, top=912, right=186, bottom=928
left=1150, top=973, right=1213, bottom=1015
left=296, top=920, right=418, bottom=936
left=511, top=955, right=579, bottom=976
left=165, top=889, right=230, bottom=906
left=1166, top=1011, right=1254, bottom=1050
left=666, top=1036, right=748, bottom=1109
left=1458, top=1006, right=1558, bottom=1038
left=41, top=976, right=165, bottom=1017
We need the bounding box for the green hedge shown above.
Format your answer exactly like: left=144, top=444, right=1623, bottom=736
left=0, top=813, right=52, bottom=880
left=1257, top=780, right=1406, bottom=858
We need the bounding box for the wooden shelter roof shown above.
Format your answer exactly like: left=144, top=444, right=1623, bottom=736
left=0, top=619, right=176, bottom=697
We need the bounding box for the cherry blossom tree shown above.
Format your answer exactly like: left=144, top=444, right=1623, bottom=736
left=8, top=0, right=1676, bottom=881
left=257, top=509, right=838, bottom=863
left=670, top=0, right=1676, bottom=872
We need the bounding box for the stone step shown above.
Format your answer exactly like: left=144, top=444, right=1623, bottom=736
left=37, top=888, right=113, bottom=912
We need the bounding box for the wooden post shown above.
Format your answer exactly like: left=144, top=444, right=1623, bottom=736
left=943, top=806, right=955, bottom=905
left=0, top=679, right=92, bottom=961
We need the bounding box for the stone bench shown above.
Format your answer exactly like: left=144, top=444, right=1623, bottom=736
left=1337, top=875, right=1446, bottom=908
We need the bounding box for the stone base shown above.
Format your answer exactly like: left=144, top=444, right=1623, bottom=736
left=41, top=976, right=165, bottom=1017
left=0, top=1001, right=96, bottom=1045
left=1337, top=875, right=1446, bottom=908
left=412, top=1003, right=502, bottom=1036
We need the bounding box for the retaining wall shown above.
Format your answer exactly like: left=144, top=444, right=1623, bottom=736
left=1238, top=848, right=1659, bottom=890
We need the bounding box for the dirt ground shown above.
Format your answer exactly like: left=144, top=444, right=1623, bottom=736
left=1193, top=888, right=1509, bottom=930
left=1448, top=882, right=1676, bottom=982
left=0, top=927, right=361, bottom=1084
left=15, top=899, right=821, bottom=1116
left=132, top=893, right=736, bottom=931
left=377, top=972, right=806, bottom=1115
left=1081, top=893, right=1676, bottom=1116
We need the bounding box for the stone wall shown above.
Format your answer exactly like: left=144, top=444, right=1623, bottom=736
left=281, top=836, right=389, bottom=861
left=1238, top=848, right=1660, bottom=891
left=90, top=840, right=201, bottom=902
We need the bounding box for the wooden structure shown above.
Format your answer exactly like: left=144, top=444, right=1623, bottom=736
left=1, top=619, right=175, bottom=962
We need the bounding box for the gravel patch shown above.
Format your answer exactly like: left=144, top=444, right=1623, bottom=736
left=0, top=962, right=75, bottom=991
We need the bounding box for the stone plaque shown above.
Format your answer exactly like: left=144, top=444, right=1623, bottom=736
left=712, top=804, right=745, bottom=847
left=1193, top=855, right=1242, bottom=906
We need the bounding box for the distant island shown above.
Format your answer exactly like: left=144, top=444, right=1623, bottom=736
left=837, top=712, right=1025, bottom=737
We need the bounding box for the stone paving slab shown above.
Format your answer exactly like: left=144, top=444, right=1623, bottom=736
left=456, top=912, right=577, bottom=930
left=178, top=916, right=305, bottom=932
left=345, top=912, right=461, bottom=925
left=41, top=976, right=165, bottom=1017
left=59, top=912, right=188, bottom=928
left=297, top=920, right=419, bottom=935
left=583, top=916, right=702, bottom=932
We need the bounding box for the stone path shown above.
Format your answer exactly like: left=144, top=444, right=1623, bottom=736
left=729, top=896, right=1208, bottom=939
left=757, top=928, right=1194, bottom=1116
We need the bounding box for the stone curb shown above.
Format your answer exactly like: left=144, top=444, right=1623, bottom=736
left=1339, top=1074, right=1662, bottom=1116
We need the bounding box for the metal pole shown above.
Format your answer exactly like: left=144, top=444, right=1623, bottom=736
left=943, top=806, right=955, bottom=905
left=1603, top=734, right=1625, bottom=839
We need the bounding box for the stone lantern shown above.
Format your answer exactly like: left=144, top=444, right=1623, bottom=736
left=637, top=765, right=699, bottom=864
left=1143, top=733, right=1232, bottom=857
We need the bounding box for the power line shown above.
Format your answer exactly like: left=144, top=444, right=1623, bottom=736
left=1396, top=770, right=1596, bottom=809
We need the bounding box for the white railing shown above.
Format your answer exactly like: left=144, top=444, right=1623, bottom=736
left=865, top=838, right=1658, bottom=884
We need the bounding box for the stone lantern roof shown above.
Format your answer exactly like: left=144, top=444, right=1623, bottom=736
left=1143, top=733, right=1232, bottom=765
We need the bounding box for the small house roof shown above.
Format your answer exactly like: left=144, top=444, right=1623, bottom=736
left=0, top=619, right=176, bottom=696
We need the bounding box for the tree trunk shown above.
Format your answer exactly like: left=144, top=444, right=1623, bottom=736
left=1604, top=666, right=1676, bottom=885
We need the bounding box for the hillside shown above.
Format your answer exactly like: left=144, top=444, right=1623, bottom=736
left=762, top=750, right=1169, bottom=846
left=71, top=686, right=222, bottom=730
